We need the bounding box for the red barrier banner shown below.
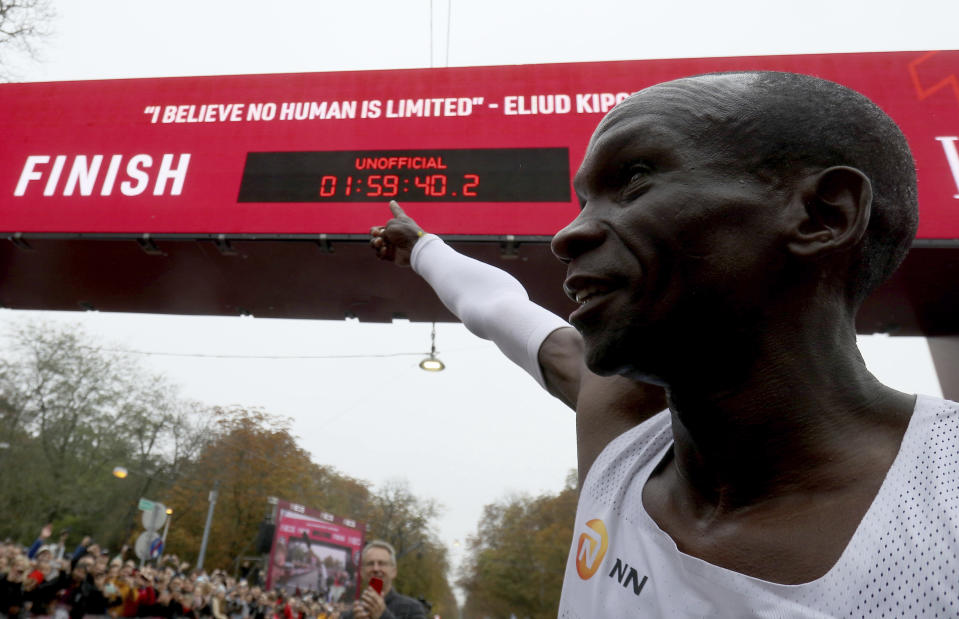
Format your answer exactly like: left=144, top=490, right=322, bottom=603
left=1, top=50, right=957, bottom=239
left=265, top=500, right=365, bottom=602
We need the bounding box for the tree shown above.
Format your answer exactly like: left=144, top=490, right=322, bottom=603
left=459, top=472, right=578, bottom=619
left=363, top=479, right=458, bottom=617
left=163, top=407, right=373, bottom=574
left=0, top=320, right=458, bottom=614
left=162, top=411, right=459, bottom=614
left=0, top=0, right=54, bottom=80
left=0, top=320, right=206, bottom=548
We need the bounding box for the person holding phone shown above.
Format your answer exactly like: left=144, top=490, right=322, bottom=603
left=342, top=541, right=424, bottom=619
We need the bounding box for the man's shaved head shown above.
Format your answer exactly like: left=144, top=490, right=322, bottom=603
left=608, top=72, right=918, bottom=304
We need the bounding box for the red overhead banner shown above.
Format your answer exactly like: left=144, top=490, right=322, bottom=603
left=1, top=50, right=957, bottom=239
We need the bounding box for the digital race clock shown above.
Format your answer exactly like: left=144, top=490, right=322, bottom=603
left=237, top=148, right=570, bottom=203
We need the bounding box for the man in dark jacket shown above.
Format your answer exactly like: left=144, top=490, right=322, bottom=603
left=342, top=541, right=425, bottom=619
left=60, top=558, right=108, bottom=619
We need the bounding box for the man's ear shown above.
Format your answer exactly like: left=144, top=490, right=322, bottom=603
left=787, top=166, right=872, bottom=258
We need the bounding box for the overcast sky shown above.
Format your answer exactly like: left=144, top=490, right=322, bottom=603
left=3, top=0, right=954, bottom=588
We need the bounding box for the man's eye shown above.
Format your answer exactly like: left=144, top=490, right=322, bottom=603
left=620, top=165, right=652, bottom=200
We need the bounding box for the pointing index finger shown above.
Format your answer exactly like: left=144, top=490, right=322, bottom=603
left=389, top=200, right=406, bottom=219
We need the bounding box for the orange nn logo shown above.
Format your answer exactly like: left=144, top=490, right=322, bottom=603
left=575, top=518, right=609, bottom=580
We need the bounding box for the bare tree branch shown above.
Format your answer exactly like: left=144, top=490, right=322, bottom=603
left=0, top=0, right=55, bottom=80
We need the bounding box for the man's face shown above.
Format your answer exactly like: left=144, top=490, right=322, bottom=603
left=551, top=76, right=787, bottom=382
left=72, top=563, right=88, bottom=582
left=360, top=547, right=396, bottom=595
left=12, top=557, right=29, bottom=580
left=138, top=572, right=153, bottom=589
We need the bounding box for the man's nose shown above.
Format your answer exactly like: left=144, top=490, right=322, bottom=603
left=551, top=210, right=606, bottom=263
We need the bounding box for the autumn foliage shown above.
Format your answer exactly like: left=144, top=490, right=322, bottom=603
left=0, top=321, right=580, bottom=618
left=162, top=407, right=457, bottom=617
left=163, top=407, right=371, bottom=571
left=0, top=323, right=457, bottom=616
left=459, top=472, right=578, bottom=619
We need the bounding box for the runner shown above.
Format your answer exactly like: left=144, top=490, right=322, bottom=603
left=371, top=71, right=959, bottom=616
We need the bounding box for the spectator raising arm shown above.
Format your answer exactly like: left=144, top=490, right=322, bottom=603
left=25, top=524, right=52, bottom=559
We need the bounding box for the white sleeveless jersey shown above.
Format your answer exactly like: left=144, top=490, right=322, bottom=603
left=559, top=395, right=959, bottom=618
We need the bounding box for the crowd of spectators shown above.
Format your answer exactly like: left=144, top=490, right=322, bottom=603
left=0, top=528, right=349, bottom=618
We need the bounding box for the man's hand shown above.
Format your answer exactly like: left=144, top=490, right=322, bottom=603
left=370, top=200, right=424, bottom=267
left=353, top=587, right=387, bottom=619
left=352, top=600, right=371, bottom=618
left=40, top=524, right=52, bottom=539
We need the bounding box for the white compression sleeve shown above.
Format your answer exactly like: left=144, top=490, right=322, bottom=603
left=411, top=234, right=571, bottom=389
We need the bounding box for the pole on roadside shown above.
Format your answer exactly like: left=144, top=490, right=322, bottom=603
left=158, top=508, right=173, bottom=563
left=196, top=480, right=220, bottom=572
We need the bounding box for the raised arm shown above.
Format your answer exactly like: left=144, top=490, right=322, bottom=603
left=371, top=201, right=581, bottom=404
left=371, top=201, right=666, bottom=481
